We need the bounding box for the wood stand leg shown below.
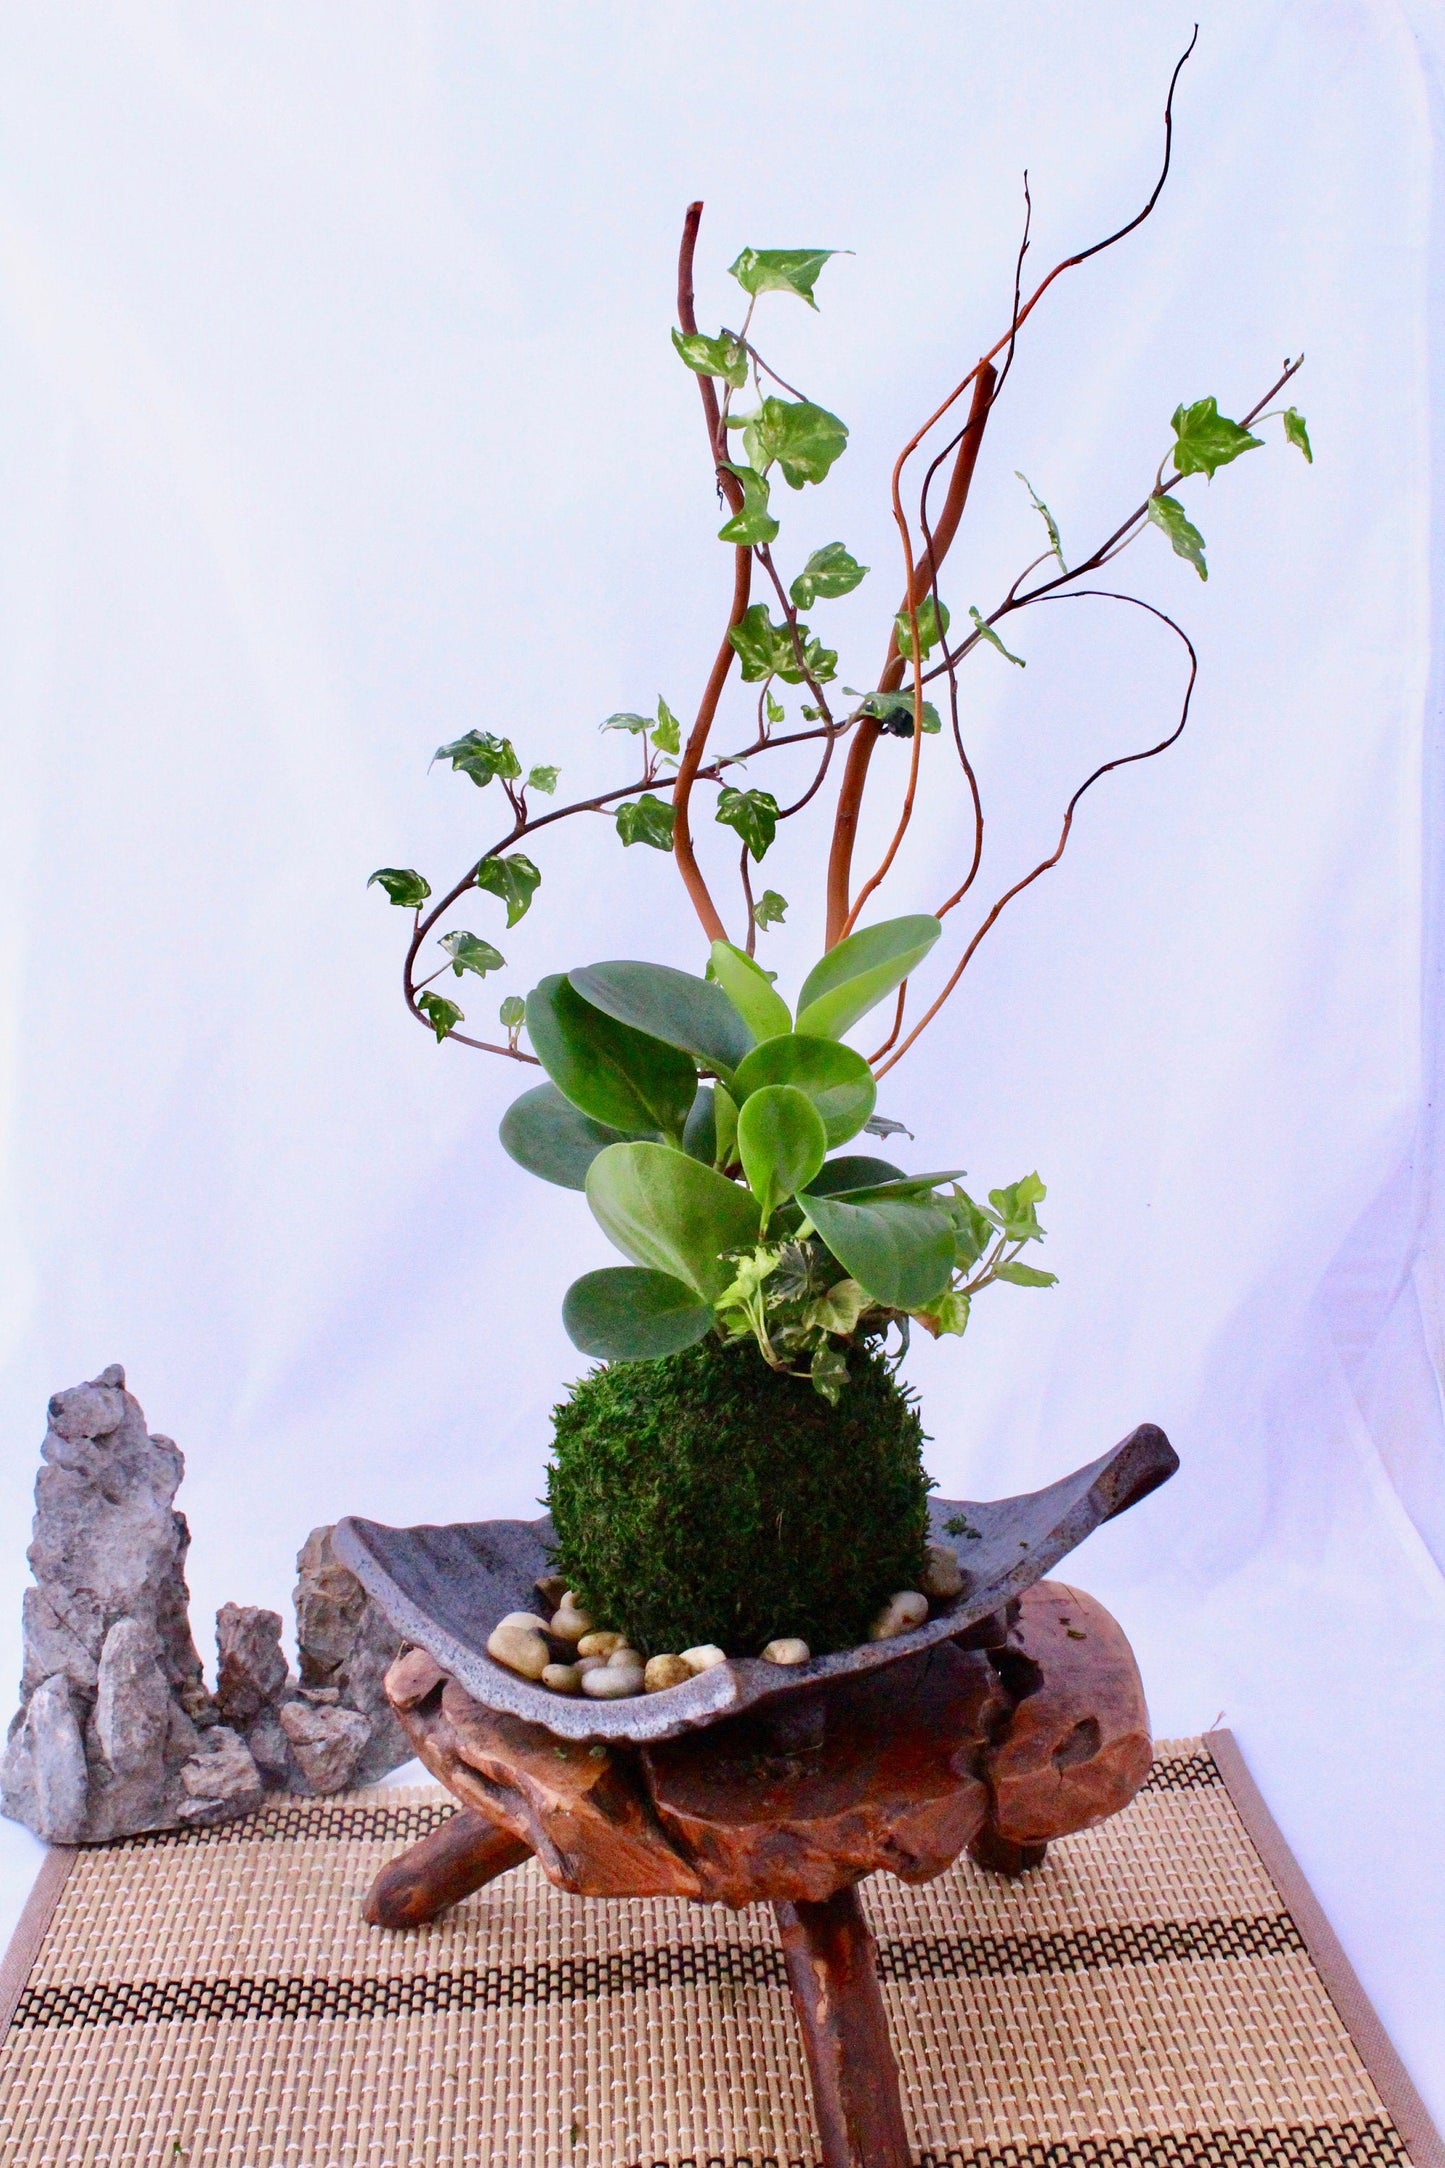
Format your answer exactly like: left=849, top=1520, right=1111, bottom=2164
left=968, top=1825, right=1048, bottom=1877
left=364, top=1807, right=532, bottom=1928
left=773, top=1883, right=910, bottom=2168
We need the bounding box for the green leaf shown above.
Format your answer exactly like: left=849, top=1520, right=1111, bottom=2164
left=737, top=1084, right=827, bottom=1224
left=717, top=464, right=780, bottom=547
left=795, top=914, right=942, bottom=1041
left=893, top=595, right=950, bottom=663
left=434, top=730, right=521, bottom=786
left=809, top=1341, right=850, bottom=1403
left=948, top=1187, right=994, bottom=1271
left=969, top=607, right=1025, bottom=667
left=1016, top=473, right=1065, bottom=568
left=790, top=543, right=868, bottom=611
left=651, top=698, right=681, bottom=757
left=728, top=247, right=838, bottom=308
left=806, top=1154, right=906, bottom=1195
left=568, top=960, right=753, bottom=1074
left=526, top=764, right=559, bottom=795
left=1147, top=493, right=1208, bottom=580
left=1170, top=396, right=1263, bottom=479
left=993, top=1260, right=1059, bottom=1287
left=601, top=711, right=652, bottom=736
left=526, top=974, right=698, bottom=1139
left=753, top=889, right=788, bottom=929
left=499, top=994, right=526, bottom=1029
left=499, top=1080, right=635, bottom=1190
left=416, top=991, right=463, bottom=1041
left=800, top=1190, right=955, bottom=1310
left=727, top=603, right=836, bottom=686
left=853, top=688, right=941, bottom=737
left=804, top=1277, right=869, bottom=1336
left=670, top=326, right=749, bottom=390
left=739, top=398, right=848, bottom=489
left=585, top=1141, right=761, bottom=1301
left=682, top=1084, right=718, bottom=1165
left=1282, top=407, right=1312, bottom=463
left=475, top=852, right=542, bottom=927
left=732, top=1034, right=876, bottom=1148
left=765, top=691, right=785, bottom=725
left=440, top=931, right=504, bottom=978
left=715, top=785, right=779, bottom=862
left=709, top=940, right=793, bottom=1043
left=368, top=867, right=431, bottom=908
left=615, top=794, right=676, bottom=850
left=988, top=1172, right=1047, bottom=1242
left=920, top=1288, right=971, bottom=1336
left=563, top=1266, right=715, bottom=1361
left=833, top=1168, right=967, bottom=1204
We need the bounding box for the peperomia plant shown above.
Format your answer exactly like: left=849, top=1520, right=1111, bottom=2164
left=373, top=38, right=1309, bottom=1403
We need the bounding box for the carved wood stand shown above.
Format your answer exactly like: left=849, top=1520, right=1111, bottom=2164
left=366, top=1581, right=1150, bottom=2168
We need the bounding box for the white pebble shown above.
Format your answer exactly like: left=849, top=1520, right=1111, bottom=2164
left=541, top=1663, right=583, bottom=1695
left=487, top=1620, right=551, bottom=1679
left=575, top=1655, right=606, bottom=1675
left=606, top=1646, right=642, bottom=1668
left=869, top=1591, right=929, bottom=1641
left=921, top=1543, right=964, bottom=1600
left=496, top=1611, right=551, bottom=1634
left=644, top=1654, right=694, bottom=1693
left=582, top=1661, right=644, bottom=1699
left=761, top=1637, right=811, bottom=1666
left=680, top=1644, right=727, bottom=1673
left=550, top=1602, right=592, bottom=1643
left=577, top=1630, right=627, bottom=1658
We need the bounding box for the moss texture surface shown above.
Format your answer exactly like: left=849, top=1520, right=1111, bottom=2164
left=546, top=1336, right=930, bottom=1658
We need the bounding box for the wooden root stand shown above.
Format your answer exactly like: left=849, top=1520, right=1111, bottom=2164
left=366, top=1579, right=1151, bottom=2168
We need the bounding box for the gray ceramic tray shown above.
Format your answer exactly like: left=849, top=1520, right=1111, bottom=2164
left=334, top=1421, right=1176, bottom=1745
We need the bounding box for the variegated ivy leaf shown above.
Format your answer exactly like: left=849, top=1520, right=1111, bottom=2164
left=615, top=794, right=676, bottom=851
left=433, top=730, right=521, bottom=786
left=968, top=607, right=1025, bottom=668
left=1147, top=493, right=1207, bottom=579
left=670, top=327, right=749, bottom=389
left=369, top=867, right=431, bottom=908
left=440, top=931, right=504, bottom=978
left=417, top=991, right=463, bottom=1041
left=728, top=247, right=840, bottom=308
left=1282, top=408, right=1312, bottom=462
left=1170, top=396, right=1262, bottom=479
left=475, top=853, right=541, bottom=927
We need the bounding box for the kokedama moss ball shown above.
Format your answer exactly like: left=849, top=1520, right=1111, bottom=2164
left=546, top=1335, right=930, bottom=1658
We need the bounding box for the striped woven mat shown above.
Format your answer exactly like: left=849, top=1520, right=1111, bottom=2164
left=0, top=1731, right=1438, bottom=2168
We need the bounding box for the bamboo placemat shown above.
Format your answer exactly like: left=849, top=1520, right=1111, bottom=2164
left=0, top=1731, right=1438, bottom=2168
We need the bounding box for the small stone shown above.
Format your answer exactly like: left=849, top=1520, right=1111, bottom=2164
left=497, top=1611, right=552, bottom=1635
left=761, top=1637, right=811, bottom=1666
left=298, top=1685, right=341, bottom=1705
left=643, top=1655, right=693, bottom=1694
left=550, top=1603, right=592, bottom=1643
left=535, top=1573, right=569, bottom=1610
left=179, top=1726, right=263, bottom=1822
left=606, top=1646, right=641, bottom=1668
left=921, top=1543, right=965, bottom=1600
left=869, top=1590, right=929, bottom=1641
left=680, top=1644, right=727, bottom=1673
left=277, top=1701, right=370, bottom=1794
left=216, top=1604, right=290, bottom=1728
left=541, top=1663, right=583, bottom=1695
left=581, top=1662, right=644, bottom=1700
left=384, top=1648, right=445, bottom=1710
left=246, top=1713, right=293, bottom=1786
left=576, top=1630, right=627, bottom=1659
left=575, top=1656, right=606, bottom=1675
left=486, top=1622, right=550, bottom=1680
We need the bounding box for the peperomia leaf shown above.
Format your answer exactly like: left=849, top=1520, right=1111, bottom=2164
left=670, top=327, right=749, bottom=389
left=434, top=730, right=521, bottom=786
left=1170, top=396, right=1262, bottom=479
left=369, top=867, right=431, bottom=908
left=440, top=931, right=504, bottom=978
left=790, top=543, right=867, bottom=610
left=416, top=992, right=463, bottom=1041
left=715, top=786, right=779, bottom=862
left=737, top=1084, right=828, bottom=1225
left=526, top=973, right=698, bottom=1140
left=800, top=1190, right=955, bottom=1310
left=893, top=595, right=950, bottom=662
left=709, top=940, right=793, bottom=1043
left=499, top=1080, right=636, bottom=1190
left=728, top=247, right=838, bottom=308
left=569, top=960, right=753, bottom=1075
left=731, top=1033, right=876, bottom=1147
left=1147, top=493, right=1208, bottom=580
left=615, top=794, right=676, bottom=850
left=585, top=1141, right=761, bottom=1301
left=753, top=889, right=788, bottom=929
left=475, top=852, right=541, bottom=926
left=738, top=398, right=848, bottom=488
left=795, top=914, right=942, bottom=1041
left=526, top=764, right=559, bottom=794
left=563, top=1266, right=715, bottom=1361
left=806, top=1154, right=906, bottom=1195
left=718, top=464, right=780, bottom=547
left=1282, top=407, right=1312, bottom=462
left=728, top=604, right=837, bottom=685
left=969, top=607, right=1025, bottom=668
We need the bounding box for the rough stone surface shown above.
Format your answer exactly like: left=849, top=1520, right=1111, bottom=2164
left=216, top=1605, right=290, bottom=1728
left=2, top=1367, right=217, bottom=1842
left=278, top=1700, right=370, bottom=1794
left=293, top=1525, right=407, bottom=1786
left=178, top=1725, right=264, bottom=1824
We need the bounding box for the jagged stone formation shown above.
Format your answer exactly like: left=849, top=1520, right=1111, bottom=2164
left=3, top=1367, right=409, bottom=1845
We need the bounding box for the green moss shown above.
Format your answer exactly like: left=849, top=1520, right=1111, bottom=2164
left=546, top=1335, right=930, bottom=1658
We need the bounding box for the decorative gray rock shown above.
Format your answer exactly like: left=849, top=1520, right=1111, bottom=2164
left=277, top=1700, right=370, bottom=1794
left=293, top=1524, right=407, bottom=1785
left=3, top=1367, right=218, bottom=1843
left=215, top=1604, right=290, bottom=1729
left=178, top=1725, right=263, bottom=1824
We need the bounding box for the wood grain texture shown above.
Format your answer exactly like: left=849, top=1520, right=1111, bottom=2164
left=775, top=1884, right=912, bottom=2168
left=363, top=1808, right=530, bottom=1928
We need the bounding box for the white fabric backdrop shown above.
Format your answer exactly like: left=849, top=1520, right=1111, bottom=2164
left=3, top=0, right=1444, bottom=2122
